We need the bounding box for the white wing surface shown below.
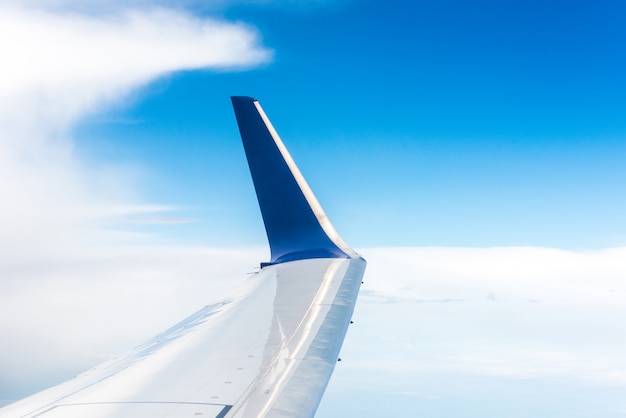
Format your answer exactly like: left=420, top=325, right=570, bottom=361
left=0, top=97, right=366, bottom=418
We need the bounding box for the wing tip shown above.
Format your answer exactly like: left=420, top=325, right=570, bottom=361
left=231, top=96, right=257, bottom=105
left=231, top=95, right=358, bottom=266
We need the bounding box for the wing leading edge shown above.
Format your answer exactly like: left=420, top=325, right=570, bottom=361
left=0, top=97, right=366, bottom=418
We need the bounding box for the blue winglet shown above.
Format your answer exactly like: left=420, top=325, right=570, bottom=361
left=231, top=96, right=357, bottom=267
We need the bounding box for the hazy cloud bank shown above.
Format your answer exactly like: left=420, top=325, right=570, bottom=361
left=341, top=246, right=626, bottom=386
left=320, top=247, right=626, bottom=416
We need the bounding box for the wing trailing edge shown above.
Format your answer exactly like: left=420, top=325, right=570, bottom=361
left=231, top=96, right=359, bottom=266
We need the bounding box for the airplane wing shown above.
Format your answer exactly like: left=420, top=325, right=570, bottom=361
left=0, top=96, right=366, bottom=418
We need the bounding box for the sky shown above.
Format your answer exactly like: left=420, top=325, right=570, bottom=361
left=1, top=0, right=626, bottom=416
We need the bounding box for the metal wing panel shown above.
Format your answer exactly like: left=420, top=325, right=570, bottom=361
left=0, top=257, right=364, bottom=418
left=233, top=259, right=366, bottom=417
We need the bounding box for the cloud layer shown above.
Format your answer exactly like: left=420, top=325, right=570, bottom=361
left=326, top=246, right=626, bottom=415
left=349, top=247, right=626, bottom=381
left=3, top=245, right=626, bottom=410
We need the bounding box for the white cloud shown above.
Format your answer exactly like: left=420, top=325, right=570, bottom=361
left=339, top=247, right=626, bottom=388
left=0, top=4, right=270, bottom=257
left=2, top=0, right=344, bottom=14
left=0, top=5, right=270, bottom=129
left=318, top=247, right=626, bottom=416
left=0, top=2, right=271, bottom=402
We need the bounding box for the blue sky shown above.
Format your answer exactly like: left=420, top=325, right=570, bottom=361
left=73, top=0, right=626, bottom=249
left=1, top=1, right=626, bottom=416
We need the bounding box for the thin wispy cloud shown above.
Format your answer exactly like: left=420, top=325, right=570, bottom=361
left=4, top=0, right=348, bottom=13
left=0, top=6, right=271, bottom=127
left=0, top=3, right=271, bottom=257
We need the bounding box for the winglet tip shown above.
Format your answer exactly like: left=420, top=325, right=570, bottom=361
left=231, top=96, right=257, bottom=105
left=231, top=95, right=357, bottom=266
